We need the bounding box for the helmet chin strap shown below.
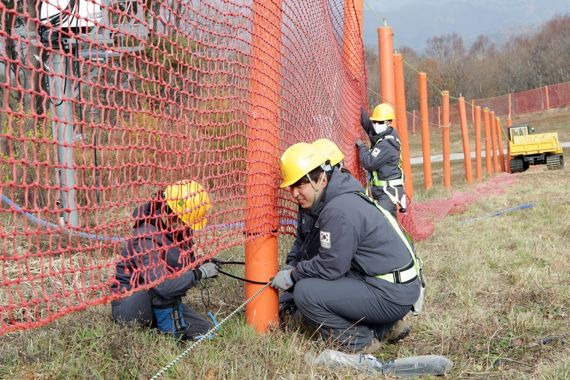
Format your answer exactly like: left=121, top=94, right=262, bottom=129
left=307, top=172, right=325, bottom=205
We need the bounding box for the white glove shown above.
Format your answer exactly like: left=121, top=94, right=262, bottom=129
left=270, top=269, right=294, bottom=291
left=197, top=262, right=218, bottom=279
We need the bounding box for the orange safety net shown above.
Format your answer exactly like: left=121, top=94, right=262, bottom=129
left=0, top=0, right=367, bottom=334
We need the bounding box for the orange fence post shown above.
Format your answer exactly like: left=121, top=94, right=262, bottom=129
left=471, top=100, right=475, bottom=128
left=393, top=53, right=413, bottom=198
left=458, top=97, right=473, bottom=184
left=412, top=110, right=416, bottom=134
left=490, top=111, right=499, bottom=173
left=474, top=106, right=483, bottom=181
left=544, top=85, right=550, bottom=110
left=442, top=91, right=451, bottom=189
left=508, top=93, right=512, bottom=116
left=483, top=107, right=492, bottom=176
left=419, top=72, right=432, bottom=189
left=378, top=24, right=396, bottom=114
left=507, top=116, right=512, bottom=172
left=496, top=117, right=506, bottom=172
left=245, top=0, right=282, bottom=333
left=343, top=0, right=364, bottom=174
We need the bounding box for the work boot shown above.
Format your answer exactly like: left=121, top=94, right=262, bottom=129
left=384, top=319, right=411, bottom=344
left=355, top=337, right=383, bottom=354
left=279, top=301, right=302, bottom=331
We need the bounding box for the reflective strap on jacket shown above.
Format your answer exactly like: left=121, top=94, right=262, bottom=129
left=354, top=192, right=421, bottom=282
left=375, top=259, right=417, bottom=284
left=373, top=177, right=404, bottom=187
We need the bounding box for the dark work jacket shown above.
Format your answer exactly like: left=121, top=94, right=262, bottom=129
left=358, top=127, right=403, bottom=200
left=291, top=168, right=420, bottom=305
left=110, top=202, right=199, bottom=301
left=286, top=207, right=320, bottom=267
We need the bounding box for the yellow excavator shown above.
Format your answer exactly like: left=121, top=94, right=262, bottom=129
left=507, top=125, right=564, bottom=173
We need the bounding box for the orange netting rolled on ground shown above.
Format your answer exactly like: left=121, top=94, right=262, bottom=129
left=400, top=173, right=517, bottom=241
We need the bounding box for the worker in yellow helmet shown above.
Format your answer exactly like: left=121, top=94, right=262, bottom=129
left=272, top=142, right=420, bottom=353
left=278, top=139, right=350, bottom=327
left=110, top=180, right=218, bottom=340
left=313, top=138, right=346, bottom=170
left=357, top=104, right=407, bottom=218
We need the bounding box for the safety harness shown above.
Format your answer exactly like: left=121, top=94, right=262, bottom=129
left=354, top=191, right=421, bottom=285
left=370, top=134, right=404, bottom=187
left=355, top=191, right=425, bottom=314
left=369, top=134, right=407, bottom=211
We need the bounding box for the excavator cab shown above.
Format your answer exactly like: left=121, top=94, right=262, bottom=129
left=507, top=125, right=564, bottom=172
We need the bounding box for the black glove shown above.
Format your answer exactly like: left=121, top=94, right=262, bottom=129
left=360, top=107, right=373, bottom=135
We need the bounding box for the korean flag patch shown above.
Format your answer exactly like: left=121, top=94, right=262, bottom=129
left=371, top=148, right=381, bottom=157
left=320, top=231, right=331, bottom=249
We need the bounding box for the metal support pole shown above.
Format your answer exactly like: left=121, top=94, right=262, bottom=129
left=49, top=51, right=79, bottom=228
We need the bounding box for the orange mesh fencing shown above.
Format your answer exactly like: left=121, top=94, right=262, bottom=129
left=0, top=0, right=367, bottom=334
left=3, top=0, right=561, bottom=335
left=408, top=80, right=570, bottom=130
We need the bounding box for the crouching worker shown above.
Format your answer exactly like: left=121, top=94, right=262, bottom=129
left=279, top=139, right=347, bottom=324
left=110, top=180, right=218, bottom=340
left=271, top=143, right=421, bottom=353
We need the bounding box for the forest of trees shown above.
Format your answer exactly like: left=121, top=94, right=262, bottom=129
left=365, top=13, right=570, bottom=111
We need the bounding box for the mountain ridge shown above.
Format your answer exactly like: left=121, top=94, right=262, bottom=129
left=362, top=0, right=570, bottom=52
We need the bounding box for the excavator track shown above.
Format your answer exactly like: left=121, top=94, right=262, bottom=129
left=510, top=158, right=525, bottom=173
left=546, top=154, right=564, bottom=170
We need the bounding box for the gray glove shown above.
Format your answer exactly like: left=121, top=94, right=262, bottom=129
left=270, top=269, right=294, bottom=291
left=356, top=139, right=366, bottom=149
left=197, top=262, right=218, bottom=279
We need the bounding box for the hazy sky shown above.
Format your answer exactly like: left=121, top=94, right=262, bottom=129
left=362, top=0, right=570, bottom=52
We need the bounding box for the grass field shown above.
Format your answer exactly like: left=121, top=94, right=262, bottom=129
left=0, top=108, right=569, bottom=379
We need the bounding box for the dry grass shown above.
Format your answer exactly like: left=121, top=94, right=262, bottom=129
left=1, top=164, right=568, bottom=379
left=1, top=105, right=569, bottom=378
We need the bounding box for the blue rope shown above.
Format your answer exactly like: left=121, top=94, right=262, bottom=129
left=1, top=193, right=126, bottom=244
left=459, top=202, right=534, bottom=224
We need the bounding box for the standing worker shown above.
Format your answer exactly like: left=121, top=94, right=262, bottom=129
left=272, top=143, right=420, bottom=353
left=110, top=180, right=219, bottom=340
left=356, top=103, right=407, bottom=218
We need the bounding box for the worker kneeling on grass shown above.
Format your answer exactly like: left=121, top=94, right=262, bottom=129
left=110, top=180, right=218, bottom=340
left=271, top=142, right=421, bottom=354
left=279, top=139, right=348, bottom=324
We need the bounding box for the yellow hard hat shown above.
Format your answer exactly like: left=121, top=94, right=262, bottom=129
left=369, top=103, right=395, bottom=122
left=164, top=180, right=211, bottom=230
left=313, top=138, right=344, bottom=167
left=279, top=142, right=327, bottom=188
